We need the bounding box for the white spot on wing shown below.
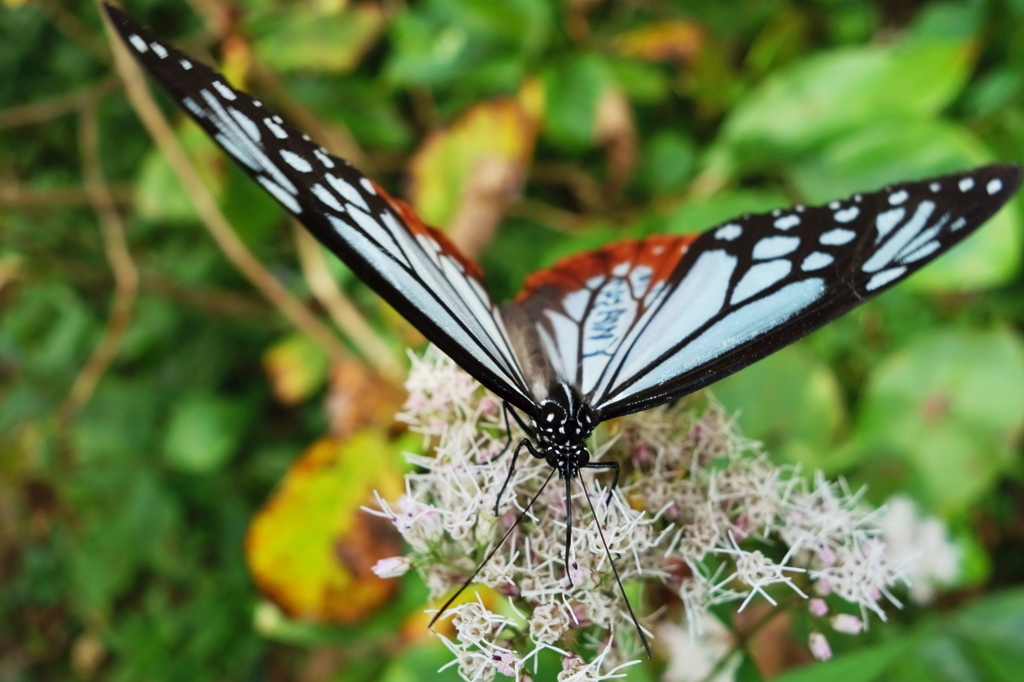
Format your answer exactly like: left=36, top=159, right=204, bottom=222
left=264, top=118, right=288, bottom=139
left=343, top=208, right=407, bottom=267
left=731, top=260, right=792, bottom=305
left=360, top=177, right=377, bottom=194
left=258, top=176, right=301, bottom=214
left=889, top=190, right=908, bottom=205
left=901, top=240, right=940, bottom=264
left=314, top=149, right=335, bottom=169
left=959, top=177, right=975, bottom=192
left=311, top=184, right=345, bottom=213
left=834, top=206, right=859, bottom=223
left=179, top=58, right=193, bottom=70
left=716, top=224, right=742, bottom=241
left=866, top=266, right=907, bottom=291
left=214, top=133, right=259, bottom=170
left=801, top=252, right=834, bottom=271
left=151, top=42, right=168, bottom=59
left=280, top=150, right=313, bottom=173
left=562, top=289, right=590, bottom=322
left=929, top=182, right=940, bottom=192
left=212, top=80, right=237, bottom=101
left=228, top=108, right=261, bottom=143
left=875, top=207, right=906, bottom=240
left=327, top=174, right=369, bottom=211
left=897, top=214, right=948, bottom=262
left=863, top=201, right=936, bottom=273
left=774, top=215, right=800, bottom=230
left=987, top=178, right=1003, bottom=195
left=182, top=97, right=204, bottom=118
left=820, top=228, right=856, bottom=245
left=753, top=236, right=800, bottom=260
left=128, top=34, right=148, bottom=53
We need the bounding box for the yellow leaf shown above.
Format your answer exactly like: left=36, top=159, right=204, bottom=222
left=408, top=99, right=537, bottom=231
left=614, top=20, right=706, bottom=63
left=246, top=432, right=404, bottom=623
left=325, top=359, right=406, bottom=439
left=262, top=334, right=329, bottom=405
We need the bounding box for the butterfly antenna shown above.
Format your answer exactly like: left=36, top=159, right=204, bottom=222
left=579, top=475, right=653, bottom=659
left=428, top=466, right=557, bottom=630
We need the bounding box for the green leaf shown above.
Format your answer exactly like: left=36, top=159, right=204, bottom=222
left=163, top=391, right=250, bottom=473
left=608, top=58, right=671, bottom=104
left=635, top=130, right=697, bottom=196
left=384, top=0, right=550, bottom=90
left=772, top=638, right=914, bottom=682
left=953, top=589, right=1024, bottom=661
left=72, top=378, right=160, bottom=464
left=377, top=641, right=467, bottom=682
left=714, top=40, right=973, bottom=171
left=134, top=124, right=224, bottom=224
left=854, top=328, right=1024, bottom=514
left=542, top=53, right=611, bottom=151
left=712, top=345, right=846, bottom=470
left=250, top=5, right=385, bottom=73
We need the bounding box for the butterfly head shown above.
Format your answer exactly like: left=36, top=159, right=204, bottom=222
left=535, top=382, right=596, bottom=478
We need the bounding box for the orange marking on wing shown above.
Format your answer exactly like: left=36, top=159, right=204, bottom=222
left=517, top=234, right=699, bottom=303
left=370, top=180, right=486, bottom=282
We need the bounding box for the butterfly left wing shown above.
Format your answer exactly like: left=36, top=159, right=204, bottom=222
left=104, top=4, right=536, bottom=412
left=511, top=164, right=1021, bottom=419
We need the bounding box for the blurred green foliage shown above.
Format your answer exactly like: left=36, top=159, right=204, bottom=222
left=2, top=0, right=1024, bottom=680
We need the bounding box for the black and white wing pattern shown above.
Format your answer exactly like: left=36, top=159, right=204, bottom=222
left=104, top=4, right=536, bottom=412
left=512, top=165, right=1021, bottom=419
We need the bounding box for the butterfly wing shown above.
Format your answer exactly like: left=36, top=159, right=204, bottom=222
left=105, top=4, right=535, bottom=412
left=512, top=165, right=1021, bottom=419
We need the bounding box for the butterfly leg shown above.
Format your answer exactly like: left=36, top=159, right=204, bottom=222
left=486, top=401, right=534, bottom=464
left=491, top=437, right=544, bottom=516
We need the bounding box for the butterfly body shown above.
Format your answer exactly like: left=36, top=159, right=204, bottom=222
left=530, top=381, right=596, bottom=478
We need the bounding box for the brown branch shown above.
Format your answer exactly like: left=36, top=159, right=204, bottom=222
left=100, top=3, right=350, bottom=363
left=0, top=78, right=119, bottom=131
left=54, top=96, right=139, bottom=427
left=42, top=0, right=111, bottom=63
left=0, top=184, right=134, bottom=210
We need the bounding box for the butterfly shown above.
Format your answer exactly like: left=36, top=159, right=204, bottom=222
left=105, top=3, right=1020, bottom=654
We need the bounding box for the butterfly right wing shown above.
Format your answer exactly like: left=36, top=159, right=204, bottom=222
left=512, top=164, right=1021, bottom=418
left=105, top=4, right=535, bottom=412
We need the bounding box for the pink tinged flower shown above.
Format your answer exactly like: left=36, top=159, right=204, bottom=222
left=492, top=650, right=519, bottom=676
left=371, top=556, right=411, bottom=578
left=809, top=632, right=832, bottom=660
left=831, top=614, right=864, bottom=634
left=561, top=653, right=586, bottom=672
left=817, top=547, right=838, bottom=566
left=809, top=598, right=829, bottom=617
left=479, top=395, right=500, bottom=415
left=569, top=557, right=585, bottom=585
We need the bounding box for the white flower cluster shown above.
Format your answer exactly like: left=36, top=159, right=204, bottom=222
left=367, top=347, right=959, bottom=681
